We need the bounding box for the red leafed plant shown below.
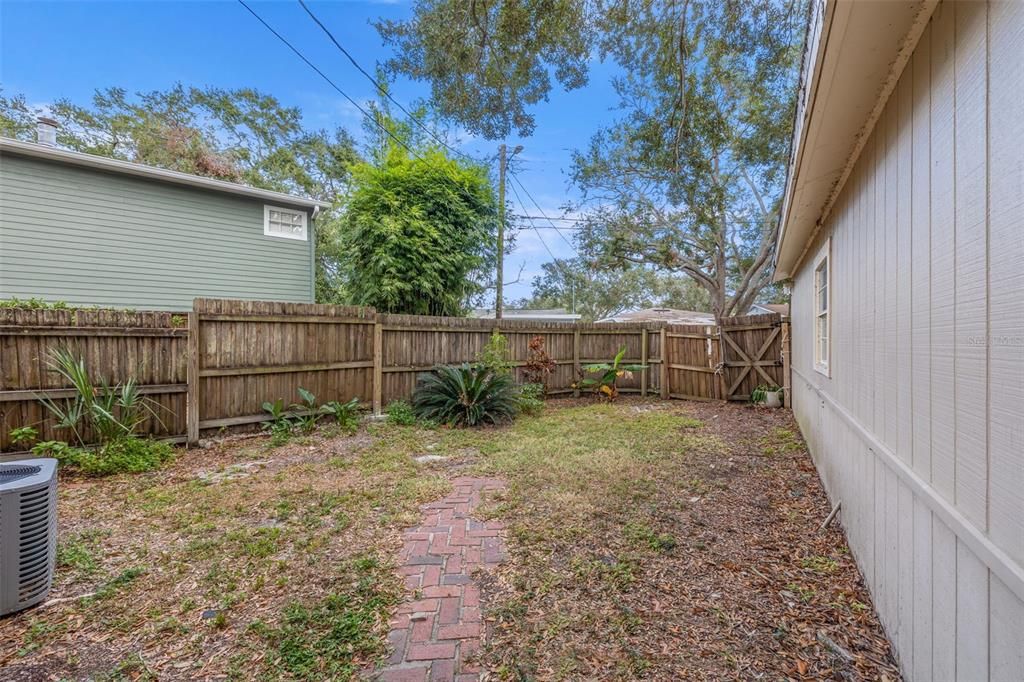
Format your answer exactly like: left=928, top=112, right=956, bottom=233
left=523, top=335, right=557, bottom=387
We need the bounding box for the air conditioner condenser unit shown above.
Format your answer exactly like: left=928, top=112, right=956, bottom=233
left=0, top=459, right=58, bottom=616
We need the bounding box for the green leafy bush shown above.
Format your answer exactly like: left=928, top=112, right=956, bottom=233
left=261, top=398, right=294, bottom=445
left=476, top=332, right=512, bottom=376
left=412, top=365, right=519, bottom=427
left=9, top=425, right=38, bottom=447
left=385, top=400, right=418, bottom=426
left=575, top=346, right=646, bottom=400
left=321, top=398, right=361, bottom=434
left=293, top=387, right=322, bottom=434
left=33, top=438, right=174, bottom=476
left=1, top=297, right=70, bottom=310
left=517, top=383, right=546, bottom=416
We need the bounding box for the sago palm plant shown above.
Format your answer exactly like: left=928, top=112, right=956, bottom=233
left=411, top=364, right=519, bottom=427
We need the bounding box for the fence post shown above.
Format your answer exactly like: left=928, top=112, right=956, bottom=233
left=712, top=325, right=725, bottom=400
left=186, top=311, right=200, bottom=445
left=372, top=318, right=383, bottom=415
left=781, top=318, right=791, bottom=408
left=659, top=327, right=669, bottom=399
left=572, top=328, right=581, bottom=398
left=640, top=328, right=648, bottom=397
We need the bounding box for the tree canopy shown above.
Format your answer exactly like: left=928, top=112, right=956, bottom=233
left=376, top=1, right=590, bottom=139
left=377, top=0, right=806, bottom=317
left=517, top=258, right=710, bottom=322
left=339, top=143, right=498, bottom=316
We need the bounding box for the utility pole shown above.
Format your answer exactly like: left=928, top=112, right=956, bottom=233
left=496, top=143, right=506, bottom=320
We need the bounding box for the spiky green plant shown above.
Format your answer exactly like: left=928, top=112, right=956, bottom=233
left=38, top=348, right=163, bottom=446
left=411, top=365, right=519, bottom=427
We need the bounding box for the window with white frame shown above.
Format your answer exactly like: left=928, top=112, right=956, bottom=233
left=264, top=205, right=308, bottom=241
left=813, top=239, right=830, bottom=375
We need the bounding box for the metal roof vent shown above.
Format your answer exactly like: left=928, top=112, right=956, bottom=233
left=36, top=117, right=59, bottom=147
left=0, top=459, right=58, bottom=616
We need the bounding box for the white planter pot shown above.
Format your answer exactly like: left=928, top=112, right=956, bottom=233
left=764, top=390, right=783, bottom=408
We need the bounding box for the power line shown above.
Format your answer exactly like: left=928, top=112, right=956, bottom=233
left=237, top=0, right=419, bottom=160
left=508, top=172, right=577, bottom=252
left=296, top=0, right=476, bottom=163
left=507, top=180, right=559, bottom=262
left=511, top=214, right=588, bottom=222
left=296, top=0, right=471, bottom=161
left=509, top=215, right=588, bottom=228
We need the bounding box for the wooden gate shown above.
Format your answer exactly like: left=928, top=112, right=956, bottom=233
left=663, top=323, right=721, bottom=401
left=718, top=314, right=785, bottom=401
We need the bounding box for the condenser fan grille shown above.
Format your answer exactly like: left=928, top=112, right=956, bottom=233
left=0, top=465, right=42, bottom=485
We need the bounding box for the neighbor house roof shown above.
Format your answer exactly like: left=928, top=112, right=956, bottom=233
left=773, top=0, right=938, bottom=281
left=0, top=137, right=332, bottom=209
left=598, top=308, right=714, bottom=325
left=749, top=303, right=790, bottom=317
left=471, top=308, right=582, bottom=322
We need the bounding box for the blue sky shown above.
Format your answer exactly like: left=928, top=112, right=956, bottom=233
left=0, top=0, right=627, bottom=305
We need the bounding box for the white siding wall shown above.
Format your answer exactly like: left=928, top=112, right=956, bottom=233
left=790, top=2, right=1024, bottom=679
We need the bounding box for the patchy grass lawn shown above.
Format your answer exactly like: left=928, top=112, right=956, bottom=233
left=0, top=399, right=897, bottom=681
left=456, top=400, right=899, bottom=680
left=0, top=425, right=450, bottom=681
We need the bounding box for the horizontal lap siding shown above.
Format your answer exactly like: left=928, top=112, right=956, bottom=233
left=789, top=2, right=1024, bottom=680
left=0, top=155, right=313, bottom=310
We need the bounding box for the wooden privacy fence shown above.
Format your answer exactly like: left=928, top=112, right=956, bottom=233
left=0, top=307, right=189, bottom=450
left=1, top=300, right=787, bottom=451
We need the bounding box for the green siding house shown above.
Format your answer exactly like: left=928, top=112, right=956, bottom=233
left=0, top=132, right=329, bottom=311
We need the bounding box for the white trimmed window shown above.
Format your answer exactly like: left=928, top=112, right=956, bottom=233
left=813, top=239, right=830, bottom=376
left=264, top=205, right=308, bottom=241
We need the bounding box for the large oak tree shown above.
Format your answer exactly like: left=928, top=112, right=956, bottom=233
left=378, top=0, right=806, bottom=318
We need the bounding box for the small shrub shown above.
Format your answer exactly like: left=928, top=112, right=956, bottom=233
left=750, top=384, right=781, bottom=404
left=385, top=400, right=417, bottom=426
left=412, top=365, right=518, bottom=427
left=292, top=388, right=322, bottom=434
left=574, top=346, right=646, bottom=400
left=0, top=297, right=70, bottom=310
left=35, top=438, right=174, bottom=476
left=321, top=398, right=361, bottom=434
left=261, top=398, right=294, bottom=444
left=517, top=383, right=545, bottom=416
left=523, top=335, right=556, bottom=387
left=476, top=332, right=512, bottom=376
left=31, top=440, right=76, bottom=459
left=9, top=425, right=38, bottom=447
left=268, top=421, right=294, bottom=447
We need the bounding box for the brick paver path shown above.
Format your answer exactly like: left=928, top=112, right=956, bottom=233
left=375, top=477, right=507, bottom=681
